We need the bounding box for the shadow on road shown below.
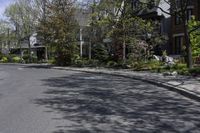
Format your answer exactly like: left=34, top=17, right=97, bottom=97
left=34, top=72, right=200, bottom=133
left=23, top=65, right=53, bottom=69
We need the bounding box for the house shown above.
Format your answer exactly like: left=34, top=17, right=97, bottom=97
left=10, top=33, right=45, bottom=61
left=170, top=0, right=200, bottom=55
left=133, top=0, right=171, bottom=55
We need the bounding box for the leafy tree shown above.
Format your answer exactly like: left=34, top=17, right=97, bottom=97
left=38, top=0, right=79, bottom=66
left=138, top=0, right=199, bottom=68
left=5, top=0, right=39, bottom=62
left=188, top=17, right=200, bottom=58
left=0, top=19, right=17, bottom=55
left=91, top=0, right=165, bottom=62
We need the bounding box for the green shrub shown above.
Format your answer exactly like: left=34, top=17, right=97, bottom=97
left=87, top=59, right=100, bottom=67
left=1, top=57, right=8, bottom=63
left=0, top=52, right=3, bottom=60
left=189, top=67, right=200, bottom=75
left=171, top=63, right=187, bottom=70
left=92, top=43, right=109, bottom=62
left=22, top=55, right=38, bottom=63
left=129, top=60, right=163, bottom=71
left=177, top=68, right=190, bottom=75
left=12, top=56, right=21, bottom=63
left=48, top=59, right=56, bottom=64
left=22, top=55, right=30, bottom=63
left=145, top=60, right=163, bottom=70
left=106, top=61, right=118, bottom=68
left=32, top=56, right=38, bottom=63
left=73, top=59, right=85, bottom=67
left=72, top=59, right=100, bottom=67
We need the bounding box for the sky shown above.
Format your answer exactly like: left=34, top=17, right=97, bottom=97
left=0, top=0, right=14, bottom=18
left=0, top=0, right=90, bottom=19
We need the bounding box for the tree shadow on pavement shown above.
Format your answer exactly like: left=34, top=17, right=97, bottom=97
left=23, top=65, right=53, bottom=69
left=35, top=72, right=200, bottom=133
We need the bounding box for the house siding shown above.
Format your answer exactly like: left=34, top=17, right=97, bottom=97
left=170, top=0, right=200, bottom=55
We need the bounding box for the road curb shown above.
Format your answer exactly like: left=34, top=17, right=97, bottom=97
left=52, top=67, right=200, bottom=102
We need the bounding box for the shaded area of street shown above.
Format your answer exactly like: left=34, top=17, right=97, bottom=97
left=0, top=64, right=200, bottom=133
left=36, top=72, right=200, bottom=133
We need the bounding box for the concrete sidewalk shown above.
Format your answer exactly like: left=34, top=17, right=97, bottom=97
left=52, top=66, right=200, bottom=101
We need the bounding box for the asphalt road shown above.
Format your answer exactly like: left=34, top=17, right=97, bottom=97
left=0, top=64, right=200, bottom=133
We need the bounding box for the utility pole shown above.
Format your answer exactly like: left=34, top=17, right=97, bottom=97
left=7, top=28, right=10, bottom=53
left=122, top=22, right=126, bottom=62
left=80, top=27, right=83, bottom=57
left=89, top=0, right=96, bottom=60
left=43, top=0, right=48, bottom=61
left=122, top=1, right=126, bottom=63
left=16, top=23, right=23, bottom=60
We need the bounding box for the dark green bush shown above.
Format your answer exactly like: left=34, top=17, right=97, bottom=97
left=0, top=52, right=3, bottom=60
left=171, top=63, right=187, bottom=70
left=189, top=67, right=200, bottom=75
left=92, top=43, right=109, bottom=62
left=87, top=59, right=100, bottom=67
left=106, top=61, right=118, bottom=68
left=177, top=68, right=190, bottom=75
left=48, top=59, right=56, bottom=64
left=73, top=59, right=85, bottom=67
left=22, top=55, right=30, bottom=63
left=129, top=60, right=163, bottom=71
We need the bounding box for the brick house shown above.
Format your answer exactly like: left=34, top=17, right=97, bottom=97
left=134, top=0, right=171, bottom=55
left=170, top=0, right=200, bottom=55
left=90, top=0, right=172, bottom=59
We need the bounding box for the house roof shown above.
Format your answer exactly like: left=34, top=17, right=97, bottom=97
left=137, top=0, right=170, bottom=19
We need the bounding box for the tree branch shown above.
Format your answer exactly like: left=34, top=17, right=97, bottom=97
left=189, top=25, right=200, bottom=34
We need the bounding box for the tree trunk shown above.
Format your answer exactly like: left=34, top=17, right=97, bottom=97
left=80, top=28, right=83, bottom=58
left=123, top=22, right=126, bottom=62
left=19, top=39, right=23, bottom=61
left=28, top=35, right=32, bottom=63
left=7, top=29, right=10, bottom=52
left=183, top=24, right=193, bottom=69
left=45, top=46, right=48, bottom=61
left=89, top=41, right=92, bottom=60
left=123, top=39, right=126, bottom=62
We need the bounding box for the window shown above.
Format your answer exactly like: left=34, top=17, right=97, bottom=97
left=175, top=13, right=182, bottom=25
left=187, top=9, right=193, bottom=21
left=175, top=0, right=181, bottom=8
left=188, top=0, right=193, bottom=6
left=174, top=36, right=183, bottom=54
left=175, top=0, right=193, bottom=8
